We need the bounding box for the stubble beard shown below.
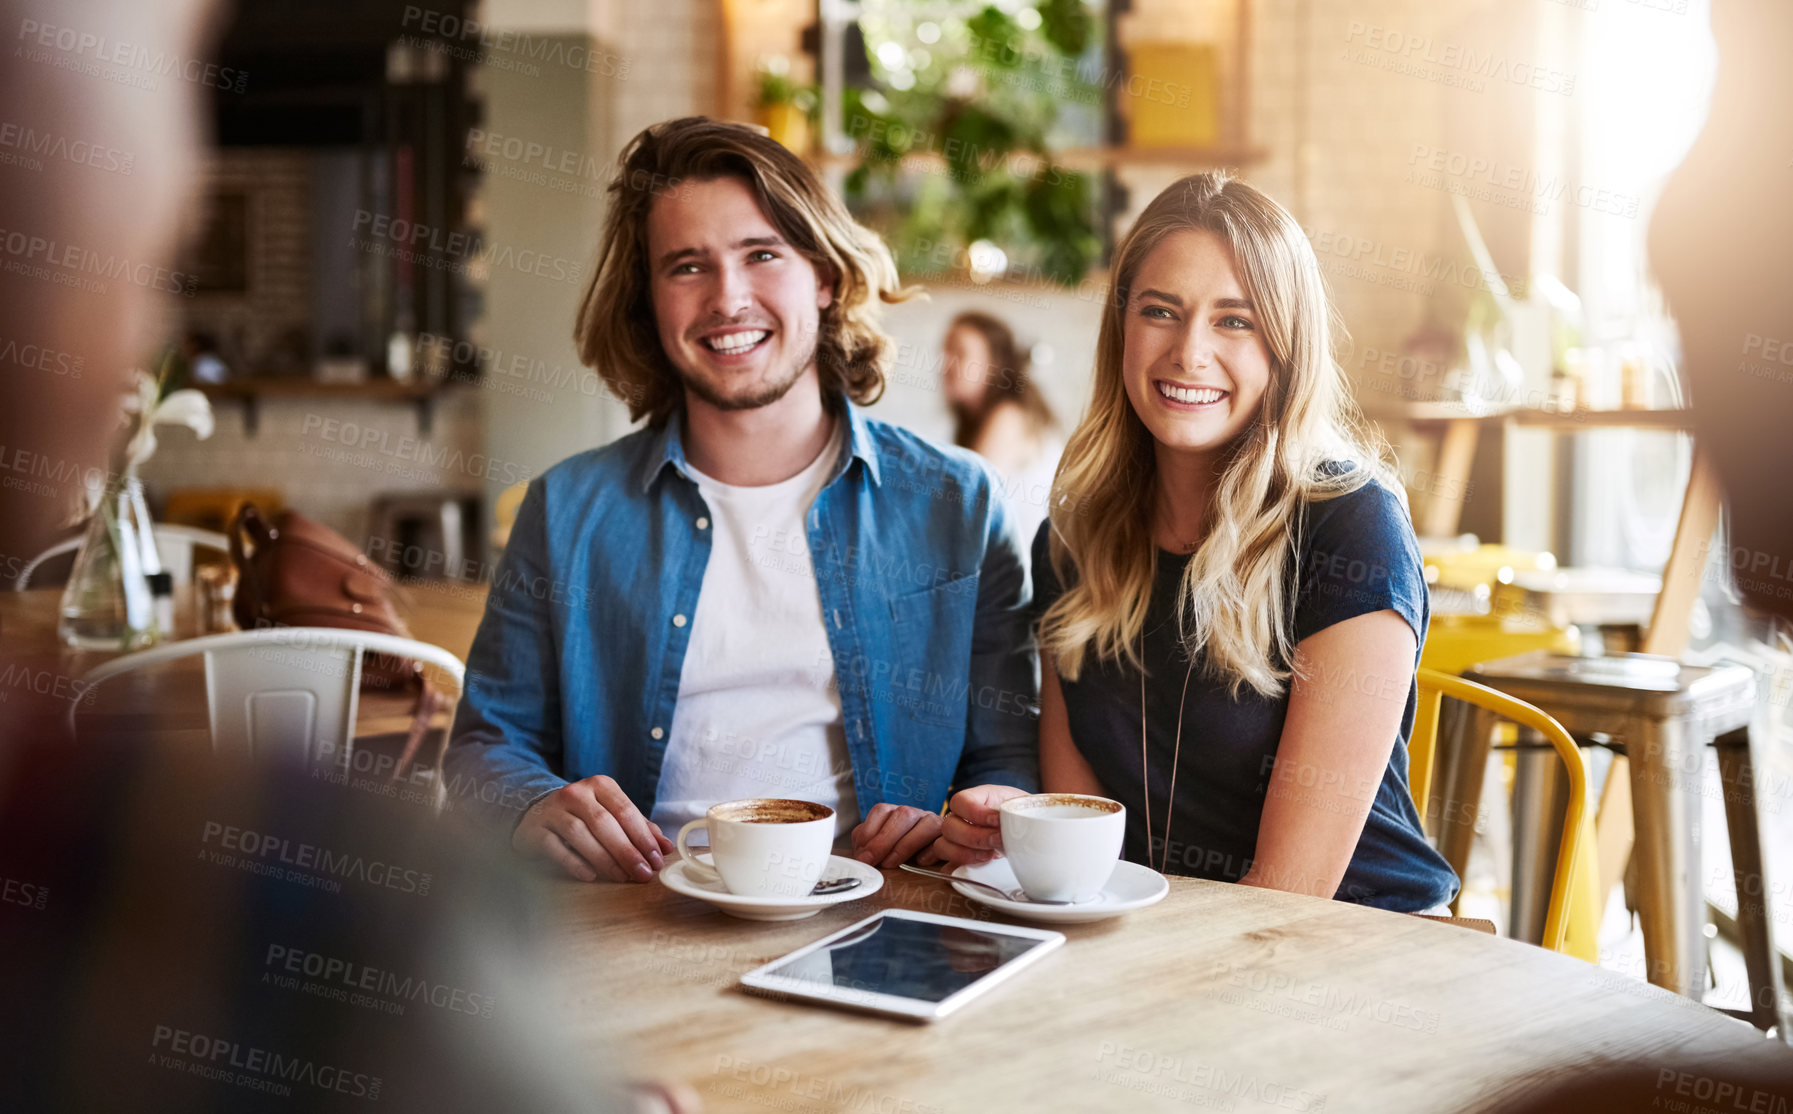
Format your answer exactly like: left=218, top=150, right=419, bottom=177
left=679, top=329, right=820, bottom=413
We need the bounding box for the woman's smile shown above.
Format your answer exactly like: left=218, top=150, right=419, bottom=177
left=1151, top=380, right=1231, bottom=409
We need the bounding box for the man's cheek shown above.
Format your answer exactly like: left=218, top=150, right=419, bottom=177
left=651, top=300, right=686, bottom=355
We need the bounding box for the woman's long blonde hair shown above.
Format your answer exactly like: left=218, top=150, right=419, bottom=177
left=1041, top=171, right=1394, bottom=698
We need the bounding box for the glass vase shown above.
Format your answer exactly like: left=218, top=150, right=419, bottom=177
left=58, top=473, right=161, bottom=650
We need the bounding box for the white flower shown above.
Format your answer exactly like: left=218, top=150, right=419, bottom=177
left=155, top=389, right=215, bottom=439
left=122, top=368, right=214, bottom=468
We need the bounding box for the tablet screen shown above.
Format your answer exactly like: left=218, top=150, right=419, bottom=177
left=759, top=915, right=1050, bottom=1003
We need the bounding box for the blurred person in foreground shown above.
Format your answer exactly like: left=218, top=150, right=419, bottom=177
left=940, top=311, right=1063, bottom=547
left=1498, top=0, right=1793, bottom=1104
left=1649, top=0, right=1793, bottom=628
left=0, top=1, right=687, bottom=1108
left=0, top=740, right=661, bottom=1113
left=0, top=0, right=214, bottom=568
left=443, top=117, right=1040, bottom=884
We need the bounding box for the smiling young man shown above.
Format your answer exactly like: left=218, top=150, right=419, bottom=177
left=443, top=117, right=1040, bottom=883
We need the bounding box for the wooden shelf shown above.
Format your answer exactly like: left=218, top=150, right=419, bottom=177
left=200, top=379, right=470, bottom=437
left=814, top=144, right=1269, bottom=176
left=1364, top=401, right=1693, bottom=431
left=896, top=270, right=1112, bottom=302
left=1054, top=145, right=1270, bottom=169
left=200, top=379, right=446, bottom=401
left=1508, top=407, right=1694, bottom=431
left=1361, top=400, right=1516, bottom=423
left=1383, top=401, right=1698, bottom=537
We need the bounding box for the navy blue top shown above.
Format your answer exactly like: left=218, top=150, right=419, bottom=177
left=1032, top=475, right=1458, bottom=912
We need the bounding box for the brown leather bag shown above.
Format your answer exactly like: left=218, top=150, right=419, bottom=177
left=229, top=504, right=442, bottom=775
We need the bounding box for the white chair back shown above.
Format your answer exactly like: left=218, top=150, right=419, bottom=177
left=71, top=627, right=465, bottom=768
left=147, top=524, right=229, bottom=586
left=15, top=524, right=230, bottom=590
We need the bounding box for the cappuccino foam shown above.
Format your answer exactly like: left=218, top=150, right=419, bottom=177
left=1024, top=804, right=1114, bottom=820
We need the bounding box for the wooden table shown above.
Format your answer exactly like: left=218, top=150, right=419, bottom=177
left=553, top=868, right=1793, bottom=1114
left=1369, top=403, right=1700, bottom=537
left=0, top=580, right=488, bottom=741
left=9, top=581, right=1790, bottom=1108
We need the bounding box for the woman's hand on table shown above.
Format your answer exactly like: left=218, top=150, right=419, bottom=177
left=512, top=775, right=676, bottom=883
left=849, top=803, right=947, bottom=868
left=928, top=785, right=1029, bottom=866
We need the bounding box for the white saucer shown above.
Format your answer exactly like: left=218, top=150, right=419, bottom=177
left=658, top=853, right=884, bottom=921
left=950, top=858, right=1169, bottom=924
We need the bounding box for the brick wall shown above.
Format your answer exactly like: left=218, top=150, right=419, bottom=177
left=139, top=388, right=487, bottom=551
left=179, top=149, right=314, bottom=375
left=607, top=0, right=720, bottom=138
left=139, top=146, right=487, bottom=549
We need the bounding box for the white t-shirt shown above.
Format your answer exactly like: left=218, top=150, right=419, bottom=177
left=649, top=424, right=860, bottom=841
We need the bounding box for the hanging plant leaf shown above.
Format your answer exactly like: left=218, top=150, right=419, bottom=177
left=1038, top=0, right=1094, bottom=58
left=964, top=175, right=1025, bottom=243
left=842, top=3, right=1105, bottom=285
left=964, top=6, right=1026, bottom=70
left=844, top=163, right=871, bottom=201
left=940, top=103, right=1021, bottom=185
left=1024, top=169, right=1099, bottom=284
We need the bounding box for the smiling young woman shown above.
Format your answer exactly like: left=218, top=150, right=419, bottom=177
left=932, top=172, right=1458, bottom=913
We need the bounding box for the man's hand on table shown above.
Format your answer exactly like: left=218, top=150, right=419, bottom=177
left=512, top=776, right=675, bottom=882
left=849, top=803, right=948, bottom=868
left=928, top=784, right=1029, bottom=866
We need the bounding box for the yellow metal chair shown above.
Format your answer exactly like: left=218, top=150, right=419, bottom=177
left=1420, top=540, right=1579, bottom=672
left=1420, top=613, right=1580, bottom=676
left=1421, top=540, right=1556, bottom=592
left=1416, top=611, right=1575, bottom=895
left=1411, top=668, right=1596, bottom=959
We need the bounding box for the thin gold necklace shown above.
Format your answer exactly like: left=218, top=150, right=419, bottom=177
left=1140, top=631, right=1197, bottom=875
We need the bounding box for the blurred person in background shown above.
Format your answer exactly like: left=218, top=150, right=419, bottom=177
left=941, top=312, right=1062, bottom=548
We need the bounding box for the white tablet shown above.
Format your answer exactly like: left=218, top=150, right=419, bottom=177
left=738, top=909, right=1064, bottom=1022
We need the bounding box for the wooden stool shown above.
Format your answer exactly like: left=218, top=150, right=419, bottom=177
left=1436, top=652, right=1785, bottom=1036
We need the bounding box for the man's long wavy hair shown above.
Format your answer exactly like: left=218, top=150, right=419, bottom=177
left=1040, top=171, right=1395, bottom=698
left=575, top=116, right=916, bottom=426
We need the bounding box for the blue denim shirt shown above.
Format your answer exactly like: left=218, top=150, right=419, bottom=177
left=442, top=399, right=1041, bottom=834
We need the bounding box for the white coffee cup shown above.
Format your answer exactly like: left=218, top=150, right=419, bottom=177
left=999, top=793, right=1125, bottom=903
left=676, top=798, right=835, bottom=899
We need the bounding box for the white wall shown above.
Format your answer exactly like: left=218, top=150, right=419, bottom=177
left=473, top=0, right=718, bottom=538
